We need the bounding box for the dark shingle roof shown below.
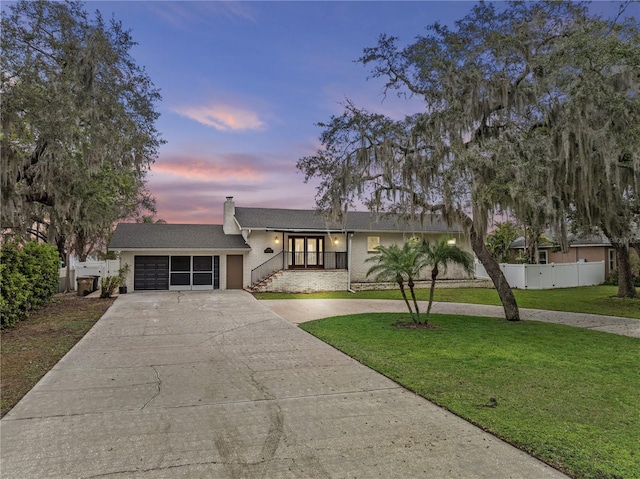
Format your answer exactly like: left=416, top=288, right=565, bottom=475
left=234, top=207, right=460, bottom=233
left=109, top=223, right=249, bottom=250
left=510, top=233, right=612, bottom=249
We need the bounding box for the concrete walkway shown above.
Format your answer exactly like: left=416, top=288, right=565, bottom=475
left=263, top=299, right=640, bottom=338
left=1, top=291, right=567, bottom=478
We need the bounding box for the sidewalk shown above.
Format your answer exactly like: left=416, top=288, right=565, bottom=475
left=262, top=299, right=640, bottom=338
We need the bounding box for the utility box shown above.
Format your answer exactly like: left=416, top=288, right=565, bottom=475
left=77, top=276, right=94, bottom=297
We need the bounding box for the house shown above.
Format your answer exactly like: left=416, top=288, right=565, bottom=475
left=510, top=233, right=618, bottom=278
left=109, top=197, right=472, bottom=293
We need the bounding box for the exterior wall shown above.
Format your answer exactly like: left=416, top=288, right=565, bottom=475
left=546, top=246, right=611, bottom=277
left=243, top=230, right=349, bottom=288
left=256, top=270, right=349, bottom=293
left=119, top=250, right=248, bottom=291
left=349, top=231, right=473, bottom=282
left=244, top=230, right=285, bottom=277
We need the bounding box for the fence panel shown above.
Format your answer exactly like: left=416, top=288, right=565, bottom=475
left=474, top=260, right=604, bottom=289
left=59, top=260, right=121, bottom=291
left=577, top=262, right=606, bottom=286
left=502, top=264, right=526, bottom=289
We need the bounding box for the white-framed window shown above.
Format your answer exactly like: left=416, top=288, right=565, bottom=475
left=367, top=236, right=380, bottom=253
left=608, top=249, right=616, bottom=272
left=538, top=250, right=547, bottom=264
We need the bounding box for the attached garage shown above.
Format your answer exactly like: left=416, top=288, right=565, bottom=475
left=134, top=256, right=169, bottom=290
left=109, top=224, right=250, bottom=292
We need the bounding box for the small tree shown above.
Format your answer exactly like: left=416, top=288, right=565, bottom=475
left=365, top=242, right=424, bottom=324
left=421, top=237, right=474, bottom=322
left=485, top=222, right=521, bottom=264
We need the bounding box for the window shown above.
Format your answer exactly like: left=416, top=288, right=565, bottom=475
left=367, top=236, right=380, bottom=253
left=538, top=250, right=547, bottom=264
left=289, top=236, right=324, bottom=268
left=608, top=249, right=616, bottom=272
left=169, top=256, right=218, bottom=290
left=170, top=256, right=190, bottom=286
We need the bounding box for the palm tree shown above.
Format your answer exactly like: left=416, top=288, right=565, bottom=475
left=365, top=242, right=424, bottom=323
left=420, top=237, right=475, bottom=322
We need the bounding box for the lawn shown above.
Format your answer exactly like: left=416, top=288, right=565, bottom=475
left=0, top=293, right=115, bottom=417
left=256, top=284, right=640, bottom=319
left=301, top=313, right=640, bottom=479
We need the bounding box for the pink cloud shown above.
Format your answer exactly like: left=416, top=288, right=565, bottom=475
left=152, top=156, right=265, bottom=182
left=147, top=172, right=321, bottom=224
left=174, top=104, right=265, bottom=131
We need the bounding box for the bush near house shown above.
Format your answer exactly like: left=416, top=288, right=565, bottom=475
left=605, top=252, right=640, bottom=287
left=0, top=241, right=60, bottom=328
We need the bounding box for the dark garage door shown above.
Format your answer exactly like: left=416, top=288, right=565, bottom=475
left=134, top=256, right=169, bottom=290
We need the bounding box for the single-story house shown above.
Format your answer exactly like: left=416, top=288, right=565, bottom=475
left=109, top=197, right=472, bottom=293
left=510, top=234, right=618, bottom=278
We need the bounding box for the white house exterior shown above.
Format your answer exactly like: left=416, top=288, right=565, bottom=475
left=109, top=197, right=472, bottom=293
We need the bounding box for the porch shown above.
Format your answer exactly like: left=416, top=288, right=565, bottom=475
left=251, top=250, right=348, bottom=291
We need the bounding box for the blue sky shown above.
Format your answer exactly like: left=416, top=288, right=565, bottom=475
left=85, top=1, right=629, bottom=223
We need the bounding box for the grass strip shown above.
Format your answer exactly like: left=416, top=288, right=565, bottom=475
left=1, top=293, right=115, bottom=417
left=256, top=285, right=640, bottom=319
left=301, top=313, right=640, bottom=479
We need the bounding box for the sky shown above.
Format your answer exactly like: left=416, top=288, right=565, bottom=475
left=81, top=1, right=630, bottom=224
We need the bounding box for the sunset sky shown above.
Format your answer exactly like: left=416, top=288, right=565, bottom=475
left=87, top=1, right=627, bottom=224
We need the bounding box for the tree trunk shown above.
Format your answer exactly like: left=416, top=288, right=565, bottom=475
left=64, top=252, right=71, bottom=293
left=425, top=267, right=438, bottom=323
left=613, top=241, right=637, bottom=298
left=397, top=280, right=417, bottom=323
left=469, top=225, right=520, bottom=321
left=407, top=278, right=422, bottom=323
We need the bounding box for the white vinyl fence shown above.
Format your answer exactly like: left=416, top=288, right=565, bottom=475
left=475, top=261, right=605, bottom=290
left=59, top=260, right=120, bottom=292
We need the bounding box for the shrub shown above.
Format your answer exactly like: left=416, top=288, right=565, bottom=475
left=0, top=241, right=60, bottom=328
left=21, top=241, right=61, bottom=309
left=100, top=264, right=129, bottom=298
left=100, top=276, right=120, bottom=298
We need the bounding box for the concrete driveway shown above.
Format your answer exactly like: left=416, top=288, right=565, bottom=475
left=1, top=291, right=566, bottom=478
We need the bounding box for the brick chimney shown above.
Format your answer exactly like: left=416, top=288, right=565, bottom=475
left=223, top=196, right=240, bottom=234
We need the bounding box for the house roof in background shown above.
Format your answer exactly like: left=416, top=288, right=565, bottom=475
left=109, top=224, right=250, bottom=250
left=511, top=234, right=612, bottom=249
left=234, top=207, right=461, bottom=233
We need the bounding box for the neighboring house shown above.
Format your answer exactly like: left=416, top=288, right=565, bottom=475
left=510, top=234, right=617, bottom=278
left=109, top=197, right=472, bottom=293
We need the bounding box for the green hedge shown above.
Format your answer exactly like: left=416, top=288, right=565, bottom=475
left=0, top=241, right=60, bottom=328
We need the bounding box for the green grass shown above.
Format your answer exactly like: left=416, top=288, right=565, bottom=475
left=256, top=285, right=640, bottom=319
left=301, top=313, right=640, bottom=479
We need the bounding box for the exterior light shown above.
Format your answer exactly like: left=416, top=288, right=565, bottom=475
left=447, top=238, right=456, bottom=245
left=275, top=236, right=280, bottom=244
left=334, top=238, right=339, bottom=245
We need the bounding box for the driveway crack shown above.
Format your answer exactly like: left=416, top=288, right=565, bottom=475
left=141, top=365, right=161, bottom=410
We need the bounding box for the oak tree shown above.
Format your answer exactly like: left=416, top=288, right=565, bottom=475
left=1, top=0, right=162, bottom=262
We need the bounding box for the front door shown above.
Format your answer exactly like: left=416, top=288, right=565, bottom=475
left=226, top=255, right=243, bottom=289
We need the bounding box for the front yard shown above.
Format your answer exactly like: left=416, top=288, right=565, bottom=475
left=0, top=293, right=115, bottom=417
left=301, top=312, right=639, bottom=479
